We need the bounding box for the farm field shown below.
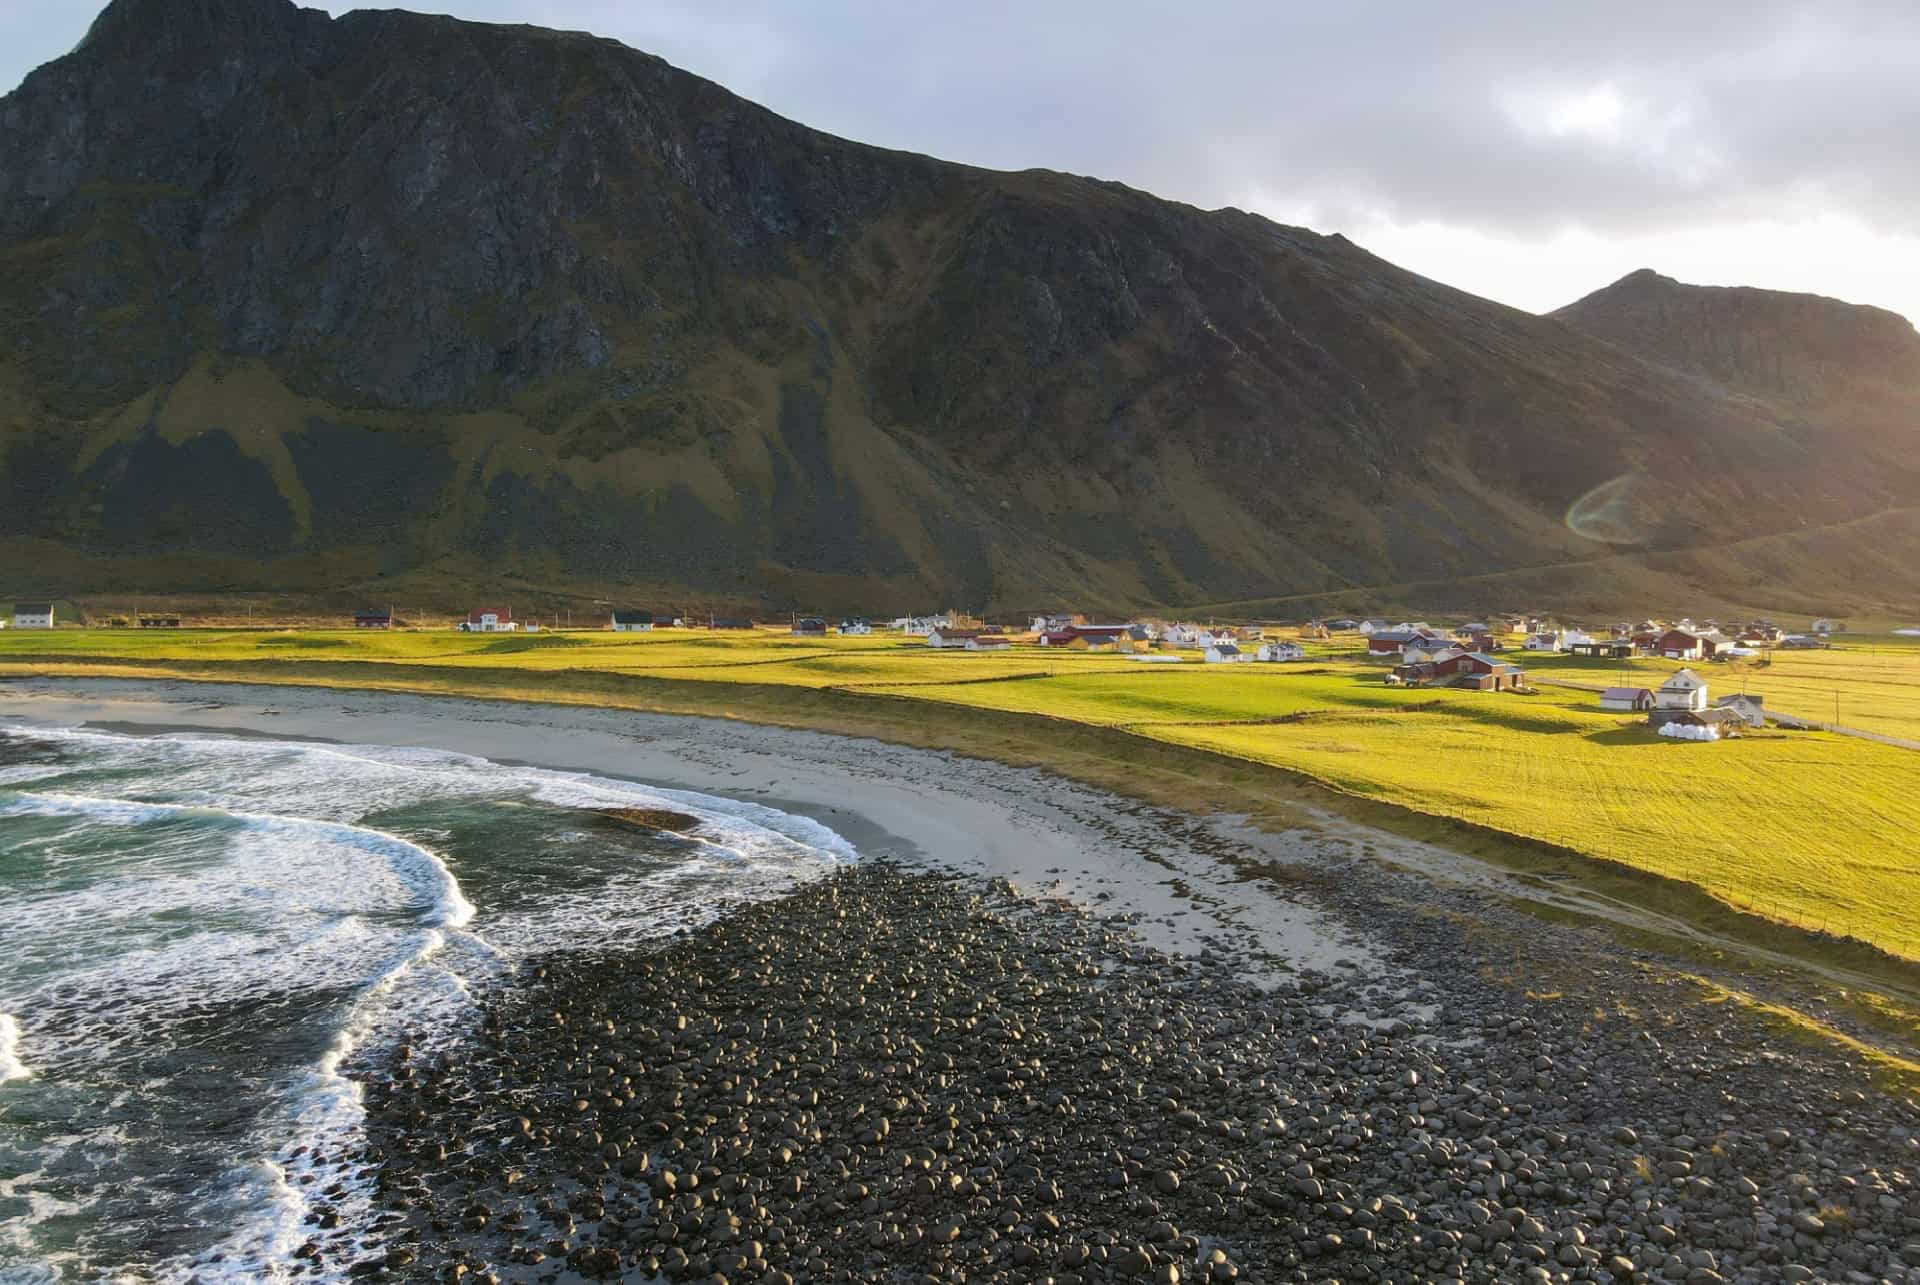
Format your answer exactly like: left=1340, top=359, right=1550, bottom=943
left=3, top=625, right=1919, bottom=959
left=1518, top=635, right=1920, bottom=742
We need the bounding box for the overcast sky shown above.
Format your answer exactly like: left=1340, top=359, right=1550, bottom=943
left=6, top=0, right=1919, bottom=324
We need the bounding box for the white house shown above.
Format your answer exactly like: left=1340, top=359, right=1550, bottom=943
left=1811, top=618, right=1839, bottom=635
left=964, top=633, right=1011, bottom=652
left=460, top=609, right=515, bottom=633
left=1655, top=669, right=1709, bottom=712
left=1204, top=642, right=1246, bottom=664
left=1358, top=619, right=1391, bottom=636
left=1257, top=641, right=1305, bottom=662
left=1029, top=613, right=1076, bottom=634
left=900, top=615, right=949, bottom=637
left=1560, top=629, right=1595, bottom=649
left=1161, top=623, right=1208, bottom=648
left=1523, top=631, right=1563, bottom=652
left=838, top=618, right=872, bottom=636
left=1715, top=694, right=1767, bottom=728
left=11, top=602, right=55, bottom=629
left=926, top=627, right=982, bottom=649
left=610, top=610, right=654, bottom=632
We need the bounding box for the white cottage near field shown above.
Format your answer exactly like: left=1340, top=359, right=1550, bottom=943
left=460, top=608, right=515, bottom=633
left=1655, top=669, right=1709, bottom=712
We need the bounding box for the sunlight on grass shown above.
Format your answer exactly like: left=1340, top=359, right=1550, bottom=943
left=5, top=624, right=1919, bottom=959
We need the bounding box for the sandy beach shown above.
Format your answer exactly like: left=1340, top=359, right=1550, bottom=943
left=8, top=676, right=1920, bottom=1284
left=0, top=675, right=1383, bottom=976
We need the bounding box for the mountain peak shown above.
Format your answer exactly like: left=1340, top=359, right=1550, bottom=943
left=77, top=0, right=315, bottom=59
left=1616, top=266, right=1676, bottom=290
left=1555, top=267, right=1920, bottom=413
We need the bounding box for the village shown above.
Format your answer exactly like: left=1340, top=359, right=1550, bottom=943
left=2, top=595, right=1875, bottom=743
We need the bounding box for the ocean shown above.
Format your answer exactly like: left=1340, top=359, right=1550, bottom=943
left=0, top=723, right=852, bottom=1283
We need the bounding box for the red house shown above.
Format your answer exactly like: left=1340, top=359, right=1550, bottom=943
left=1433, top=652, right=1526, bottom=691
left=1655, top=629, right=1704, bottom=660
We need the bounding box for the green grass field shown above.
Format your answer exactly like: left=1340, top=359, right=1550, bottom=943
left=1515, top=635, right=1920, bottom=742
left=4, top=625, right=1919, bottom=962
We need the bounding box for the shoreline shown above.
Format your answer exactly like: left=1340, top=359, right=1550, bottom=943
left=7, top=679, right=1920, bottom=1281
left=6, top=671, right=1917, bottom=1012
left=7, top=659, right=1918, bottom=1015
left=0, top=676, right=1380, bottom=975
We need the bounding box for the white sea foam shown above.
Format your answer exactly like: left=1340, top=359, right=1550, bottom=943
left=187, top=928, right=456, bottom=1284
left=0, top=1013, right=29, bottom=1083
left=0, top=724, right=852, bottom=1283
left=0, top=791, right=475, bottom=929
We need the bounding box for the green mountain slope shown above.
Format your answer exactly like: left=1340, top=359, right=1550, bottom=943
left=1, top=0, right=1916, bottom=616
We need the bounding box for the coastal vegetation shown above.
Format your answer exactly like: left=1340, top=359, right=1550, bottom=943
left=5, top=626, right=1920, bottom=970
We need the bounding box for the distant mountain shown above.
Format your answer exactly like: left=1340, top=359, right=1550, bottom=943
left=1554, top=269, right=1920, bottom=475
left=1, top=0, right=1916, bottom=616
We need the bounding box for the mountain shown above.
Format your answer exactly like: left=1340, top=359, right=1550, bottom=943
left=1, top=0, right=1916, bottom=617
left=1554, top=269, right=1920, bottom=470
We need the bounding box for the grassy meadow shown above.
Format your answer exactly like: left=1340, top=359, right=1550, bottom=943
left=3, top=624, right=1920, bottom=963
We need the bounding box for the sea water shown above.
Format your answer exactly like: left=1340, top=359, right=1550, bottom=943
left=0, top=724, right=851, bottom=1282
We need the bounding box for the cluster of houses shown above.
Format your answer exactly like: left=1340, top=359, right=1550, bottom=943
left=1347, top=613, right=1837, bottom=664
left=1336, top=615, right=1795, bottom=734
left=1603, top=669, right=1765, bottom=740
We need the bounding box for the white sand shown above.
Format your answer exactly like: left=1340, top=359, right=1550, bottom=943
left=1, top=677, right=1390, bottom=977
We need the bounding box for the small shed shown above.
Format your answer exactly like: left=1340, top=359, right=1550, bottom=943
left=611, top=611, right=654, bottom=632
left=1657, top=708, right=1745, bottom=739
left=1714, top=694, right=1767, bottom=729
left=1599, top=687, right=1654, bottom=712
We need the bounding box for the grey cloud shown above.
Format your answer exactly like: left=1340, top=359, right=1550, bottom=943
left=5, top=0, right=1917, bottom=241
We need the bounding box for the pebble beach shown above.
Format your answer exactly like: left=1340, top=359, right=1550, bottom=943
left=350, top=857, right=1920, bottom=1285
left=4, top=679, right=1919, bottom=1284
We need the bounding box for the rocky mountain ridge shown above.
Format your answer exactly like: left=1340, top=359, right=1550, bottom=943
left=1, top=0, right=1916, bottom=615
